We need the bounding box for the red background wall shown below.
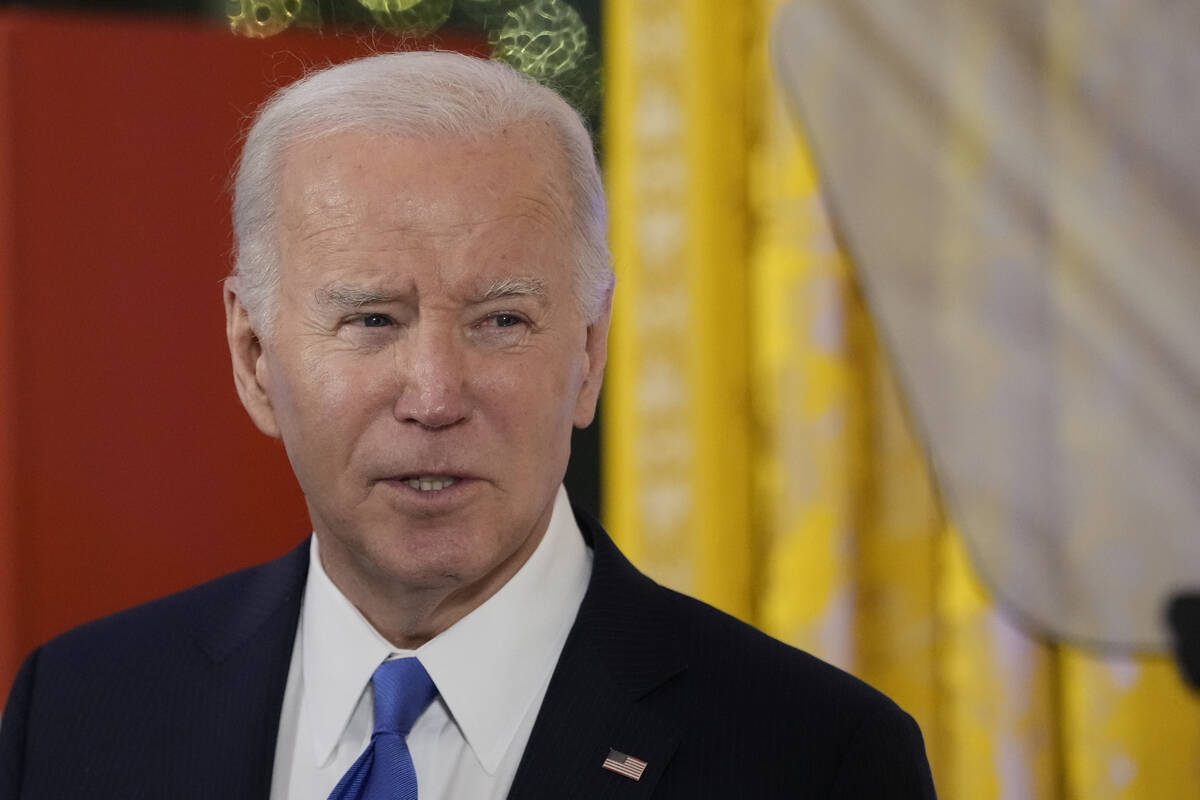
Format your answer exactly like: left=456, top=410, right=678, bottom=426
left=0, top=9, right=483, bottom=698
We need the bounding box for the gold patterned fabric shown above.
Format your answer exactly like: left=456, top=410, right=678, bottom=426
left=605, top=0, right=1200, bottom=797
left=604, top=0, right=753, bottom=620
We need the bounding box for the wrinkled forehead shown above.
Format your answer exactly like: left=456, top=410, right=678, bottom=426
left=270, top=126, right=579, bottom=294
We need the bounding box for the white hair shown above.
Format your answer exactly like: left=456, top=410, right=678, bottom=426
left=230, top=50, right=613, bottom=334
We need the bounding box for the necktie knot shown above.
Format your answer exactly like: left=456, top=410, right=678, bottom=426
left=371, top=657, right=436, bottom=738
left=328, top=657, right=436, bottom=800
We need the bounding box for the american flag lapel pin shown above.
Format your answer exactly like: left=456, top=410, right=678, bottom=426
left=602, top=748, right=648, bottom=781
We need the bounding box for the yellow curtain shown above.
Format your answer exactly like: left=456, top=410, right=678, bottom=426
left=603, top=1, right=1200, bottom=798
left=603, top=0, right=753, bottom=620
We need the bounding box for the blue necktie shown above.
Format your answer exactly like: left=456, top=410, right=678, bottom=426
left=328, top=658, right=437, bottom=800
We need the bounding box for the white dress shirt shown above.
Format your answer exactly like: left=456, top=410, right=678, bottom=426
left=269, top=486, right=593, bottom=800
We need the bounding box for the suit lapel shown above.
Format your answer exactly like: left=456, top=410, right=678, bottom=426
left=507, top=511, right=685, bottom=800
left=187, top=539, right=310, bottom=799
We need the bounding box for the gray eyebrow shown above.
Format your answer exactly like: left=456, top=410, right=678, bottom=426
left=313, top=285, right=397, bottom=309
left=478, top=276, right=547, bottom=303
left=312, top=276, right=547, bottom=309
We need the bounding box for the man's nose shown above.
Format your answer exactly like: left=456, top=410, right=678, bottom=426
left=392, top=328, right=470, bottom=429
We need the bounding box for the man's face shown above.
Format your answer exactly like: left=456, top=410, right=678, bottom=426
left=226, top=127, right=608, bottom=610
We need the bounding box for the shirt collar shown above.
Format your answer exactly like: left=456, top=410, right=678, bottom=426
left=300, top=485, right=592, bottom=773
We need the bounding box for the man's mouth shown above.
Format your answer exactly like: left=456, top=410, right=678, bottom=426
left=402, top=475, right=461, bottom=492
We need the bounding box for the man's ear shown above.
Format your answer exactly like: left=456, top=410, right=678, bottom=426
left=224, top=278, right=281, bottom=439
left=573, top=289, right=613, bottom=429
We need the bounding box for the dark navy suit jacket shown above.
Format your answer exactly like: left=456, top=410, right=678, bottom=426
left=1, top=509, right=936, bottom=798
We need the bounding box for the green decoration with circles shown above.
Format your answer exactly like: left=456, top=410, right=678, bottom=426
left=491, top=0, right=597, bottom=117
left=227, top=0, right=306, bottom=38
left=226, top=0, right=598, bottom=119
left=491, top=0, right=588, bottom=80
left=458, top=0, right=535, bottom=30
left=357, top=0, right=453, bottom=36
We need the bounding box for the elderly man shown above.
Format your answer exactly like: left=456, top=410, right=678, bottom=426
left=0, top=52, right=935, bottom=799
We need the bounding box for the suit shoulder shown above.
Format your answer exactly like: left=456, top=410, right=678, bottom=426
left=578, top=512, right=913, bottom=725
left=662, top=586, right=910, bottom=721
left=4, top=544, right=309, bottom=797
left=644, top=587, right=935, bottom=795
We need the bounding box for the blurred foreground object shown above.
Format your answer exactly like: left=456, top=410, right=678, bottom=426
left=1169, top=595, right=1200, bottom=690
left=773, top=0, right=1200, bottom=650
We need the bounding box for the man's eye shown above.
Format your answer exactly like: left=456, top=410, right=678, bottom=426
left=361, top=313, right=392, bottom=328
left=489, top=313, right=523, bottom=328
